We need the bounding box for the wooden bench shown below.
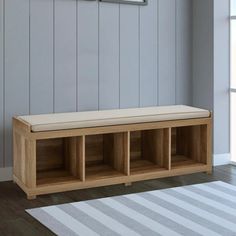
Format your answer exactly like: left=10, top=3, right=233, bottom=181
left=13, top=105, right=212, bottom=199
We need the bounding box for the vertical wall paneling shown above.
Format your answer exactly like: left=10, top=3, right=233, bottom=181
left=0, top=0, right=4, bottom=167
left=139, top=0, right=158, bottom=107
left=120, top=4, right=139, bottom=108
left=77, top=1, right=99, bottom=111
left=4, top=0, right=30, bottom=166
left=0, top=0, right=195, bottom=169
left=158, top=0, right=176, bottom=105
left=54, top=0, right=77, bottom=113
left=99, top=2, right=119, bottom=110
left=30, top=0, right=54, bottom=115
left=176, top=0, right=192, bottom=105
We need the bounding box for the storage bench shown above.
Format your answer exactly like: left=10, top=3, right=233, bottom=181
left=13, top=105, right=212, bottom=199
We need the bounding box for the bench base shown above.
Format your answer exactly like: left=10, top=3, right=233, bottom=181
left=13, top=116, right=212, bottom=199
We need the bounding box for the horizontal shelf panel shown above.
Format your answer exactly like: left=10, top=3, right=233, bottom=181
left=86, top=164, right=125, bottom=181
left=37, top=169, right=80, bottom=186
left=130, top=159, right=167, bottom=175
left=32, top=165, right=208, bottom=196
left=171, top=155, right=207, bottom=170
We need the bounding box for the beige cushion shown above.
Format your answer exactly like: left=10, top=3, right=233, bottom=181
left=18, top=105, right=210, bottom=132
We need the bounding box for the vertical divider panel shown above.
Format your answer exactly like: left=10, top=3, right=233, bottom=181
left=170, top=127, right=175, bottom=170
left=20, top=136, right=26, bottom=184
left=191, top=126, right=201, bottom=163
left=113, top=133, right=124, bottom=173
left=78, top=136, right=85, bottom=181
left=124, top=132, right=130, bottom=176
left=206, top=121, right=212, bottom=172
left=163, top=128, right=171, bottom=170
left=200, top=125, right=207, bottom=165
left=13, top=132, right=24, bottom=183
left=25, top=139, right=36, bottom=189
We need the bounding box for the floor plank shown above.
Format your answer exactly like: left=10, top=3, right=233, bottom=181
left=0, top=165, right=234, bottom=235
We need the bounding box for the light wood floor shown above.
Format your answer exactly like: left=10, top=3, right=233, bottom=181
left=0, top=165, right=235, bottom=236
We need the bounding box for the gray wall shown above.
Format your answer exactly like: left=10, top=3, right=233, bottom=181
left=192, top=0, right=214, bottom=111
left=192, top=0, right=230, bottom=155
left=0, top=0, right=193, bottom=168
left=213, top=0, right=230, bottom=155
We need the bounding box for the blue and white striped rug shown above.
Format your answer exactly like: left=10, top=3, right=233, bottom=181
left=27, top=181, right=236, bottom=236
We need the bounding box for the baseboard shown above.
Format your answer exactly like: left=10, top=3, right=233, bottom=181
left=213, top=153, right=231, bottom=166
left=0, top=167, right=13, bottom=182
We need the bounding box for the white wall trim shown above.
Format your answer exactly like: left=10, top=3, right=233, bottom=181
left=213, top=153, right=231, bottom=166
left=230, top=161, right=236, bottom=166
left=0, top=167, right=13, bottom=182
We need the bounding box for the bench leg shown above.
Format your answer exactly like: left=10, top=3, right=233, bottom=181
left=206, top=166, right=213, bottom=175
left=124, top=182, right=132, bottom=187
left=27, top=195, right=36, bottom=200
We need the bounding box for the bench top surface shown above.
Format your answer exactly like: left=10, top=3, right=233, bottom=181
left=18, top=105, right=210, bottom=132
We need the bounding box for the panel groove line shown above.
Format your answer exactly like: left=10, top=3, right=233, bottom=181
left=28, top=0, right=31, bottom=115
left=175, top=0, right=177, bottom=105
left=3, top=0, right=5, bottom=167
left=119, top=3, right=121, bottom=109
left=156, top=0, right=159, bottom=106
left=97, top=1, right=100, bottom=112
left=0, top=0, right=4, bottom=167
left=53, top=0, right=55, bottom=113
left=138, top=6, right=141, bottom=108
left=76, top=0, right=79, bottom=112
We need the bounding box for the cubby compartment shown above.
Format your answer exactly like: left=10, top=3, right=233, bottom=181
left=130, top=129, right=170, bottom=175
left=171, top=125, right=207, bottom=169
left=36, top=137, right=84, bottom=186
left=85, top=133, right=129, bottom=180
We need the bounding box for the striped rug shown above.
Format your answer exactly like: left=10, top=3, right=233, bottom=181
left=27, top=181, right=236, bottom=236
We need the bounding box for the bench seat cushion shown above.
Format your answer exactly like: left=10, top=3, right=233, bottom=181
left=18, top=105, right=210, bottom=132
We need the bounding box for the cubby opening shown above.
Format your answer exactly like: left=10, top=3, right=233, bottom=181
left=171, top=125, right=207, bottom=169
left=85, top=133, right=128, bottom=180
left=130, top=129, right=170, bottom=175
left=36, top=137, right=83, bottom=186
